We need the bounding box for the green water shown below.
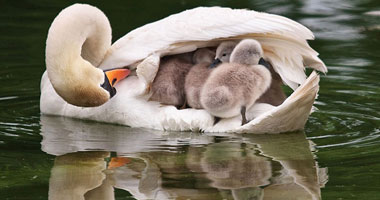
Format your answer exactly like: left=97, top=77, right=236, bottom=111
left=1, top=0, right=380, bottom=199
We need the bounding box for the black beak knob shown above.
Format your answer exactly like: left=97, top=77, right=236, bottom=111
left=100, top=73, right=116, bottom=98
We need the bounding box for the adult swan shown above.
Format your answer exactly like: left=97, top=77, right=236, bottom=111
left=40, top=4, right=327, bottom=133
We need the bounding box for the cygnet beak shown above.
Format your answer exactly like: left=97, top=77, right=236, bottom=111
left=259, top=58, right=272, bottom=70
left=209, top=58, right=222, bottom=68
left=101, top=68, right=130, bottom=98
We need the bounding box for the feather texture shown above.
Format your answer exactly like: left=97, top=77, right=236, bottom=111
left=99, top=7, right=326, bottom=89
left=41, top=4, right=326, bottom=133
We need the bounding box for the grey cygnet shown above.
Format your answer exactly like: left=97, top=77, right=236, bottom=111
left=200, top=39, right=272, bottom=125
left=150, top=52, right=193, bottom=108
left=184, top=48, right=216, bottom=109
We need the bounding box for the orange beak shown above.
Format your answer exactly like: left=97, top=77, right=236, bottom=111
left=108, top=157, right=130, bottom=169
left=105, top=68, right=130, bottom=87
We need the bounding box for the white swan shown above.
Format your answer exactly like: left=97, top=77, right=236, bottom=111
left=40, top=4, right=327, bottom=133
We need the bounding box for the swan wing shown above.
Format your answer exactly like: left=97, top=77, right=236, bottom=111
left=203, top=71, right=320, bottom=133
left=237, top=71, right=320, bottom=133
left=99, top=7, right=326, bottom=89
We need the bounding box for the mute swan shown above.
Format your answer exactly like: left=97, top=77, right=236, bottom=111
left=200, top=39, right=272, bottom=125
left=40, top=4, right=327, bottom=133
left=149, top=52, right=193, bottom=107
left=185, top=48, right=215, bottom=109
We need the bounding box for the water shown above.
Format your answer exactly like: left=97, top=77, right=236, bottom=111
left=0, top=0, right=379, bottom=199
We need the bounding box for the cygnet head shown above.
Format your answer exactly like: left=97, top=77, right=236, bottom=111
left=216, top=41, right=238, bottom=62
left=230, top=39, right=263, bottom=66
left=209, top=41, right=238, bottom=68
left=192, top=48, right=216, bottom=64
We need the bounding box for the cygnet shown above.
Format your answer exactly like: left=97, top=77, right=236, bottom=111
left=213, top=41, right=287, bottom=106
left=150, top=52, right=193, bottom=108
left=256, top=66, right=287, bottom=106
left=209, top=41, right=238, bottom=68
left=200, top=39, right=272, bottom=125
left=184, top=48, right=216, bottom=109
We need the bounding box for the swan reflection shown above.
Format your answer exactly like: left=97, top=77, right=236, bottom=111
left=41, top=116, right=327, bottom=200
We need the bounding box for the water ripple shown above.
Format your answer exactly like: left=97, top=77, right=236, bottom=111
left=317, top=128, right=380, bottom=148
left=0, top=96, right=18, bottom=101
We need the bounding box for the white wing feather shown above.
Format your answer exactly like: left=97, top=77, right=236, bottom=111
left=99, top=7, right=326, bottom=89
left=204, top=71, right=320, bottom=133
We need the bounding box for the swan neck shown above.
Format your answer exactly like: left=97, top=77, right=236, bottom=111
left=45, top=4, right=112, bottom=107
left=46, top=4, right=112, bottom=68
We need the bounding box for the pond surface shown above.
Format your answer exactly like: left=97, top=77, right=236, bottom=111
left=1, top=0, right=380, bottom=199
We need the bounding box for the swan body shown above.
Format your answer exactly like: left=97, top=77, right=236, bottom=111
left=200, top=39, right=272, bottom=122
left=40, top=4, right=326, bottom=133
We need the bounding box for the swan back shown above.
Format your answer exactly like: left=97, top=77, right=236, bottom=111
left=230, top=39, right=263, bottom=66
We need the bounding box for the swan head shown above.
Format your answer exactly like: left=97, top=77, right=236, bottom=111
left=47, top=58, right=130, bottom=107
left=209, top=41, right=238, bottom=68
left=230, top=39, right=263, bottom=66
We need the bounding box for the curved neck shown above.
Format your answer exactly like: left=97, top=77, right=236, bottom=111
left=45, top=4, right=112, bottom=107
left=46, top=4, right=112, bottom=68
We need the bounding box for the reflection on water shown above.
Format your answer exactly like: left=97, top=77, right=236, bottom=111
left=41, top=116, right=327, bottom=200
left=49, top=152, right=111, bottom=200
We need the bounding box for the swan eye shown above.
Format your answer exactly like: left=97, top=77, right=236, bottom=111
left=222, top=53, right=227, bottom=57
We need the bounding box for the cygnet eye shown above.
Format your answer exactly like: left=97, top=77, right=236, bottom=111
left=222, top=53, right=227, bottom=57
